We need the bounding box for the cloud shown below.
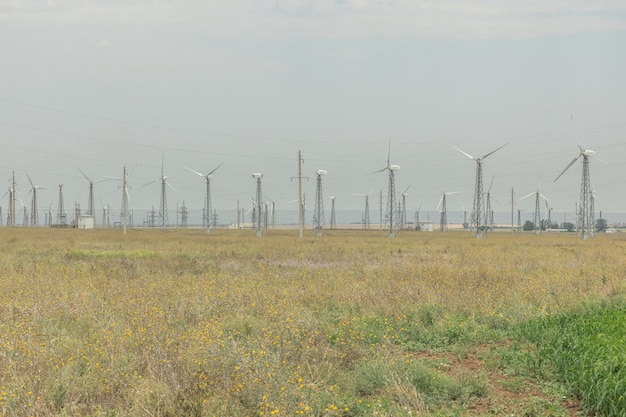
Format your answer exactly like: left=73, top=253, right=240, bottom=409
left=97, top=39, right=112, bottom=49
left=1, top=1, right=625, bottom=40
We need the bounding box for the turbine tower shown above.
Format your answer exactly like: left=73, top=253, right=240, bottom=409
left=6, top=172, right=16, bottom=227
left=520, top=186, right=550, bottom=234
left=312, top=169, right=326, bottom=236
left=398, top=185, right=410, bottom=230
left=78, top=168, right=100, bottom=225
left=252, top=173, right=264, bottom=237
left=449, top=143, right=508, bottom=238
left=25, top=172, right=44, bottom=227
left=555, top=146, right=598, bottom=239
left=329, top=196, right=336, bottom=229
left=144, top=157, right=175, bottom=230
left=353, top=190, right=371, bottom=229
left=373, top=140, right=400, bottom=238
left=104, top=166, right=131, bottom=234
left=186, top=162, right=223, bottom=233
left=437, top=186, right=459, bottom=232
left=484, top=177, right=495, bottom=232
left=57, top=184, right=66, bottom=226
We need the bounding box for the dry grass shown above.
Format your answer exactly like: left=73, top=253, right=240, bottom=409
left=0, top=228, right=624, bottom=416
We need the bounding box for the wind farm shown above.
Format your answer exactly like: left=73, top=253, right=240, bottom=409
left=0, top=137, right=620, bottom=238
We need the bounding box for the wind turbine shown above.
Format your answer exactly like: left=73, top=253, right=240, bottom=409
left=449, top=143, right=508, bottom=238
left=185, top=162, right=223, bottom=233
left=25, top=171, right=45, bottom=227
left=353, top=190, right=372, bottom=229
left=437, top=185, right=459, bottom=232
left=554, top=146, right=599, bottom=239
left=520, top=185, right=551, bottom=234
left=18, top=196, right=28, bottom=227
left=484, top=177, right=499, bottom=232
left=78, top=167, right=101, bottom=225
left=144, top=157, right=175, bottom=230
left=545, top=200, right=554, bottom=231
left=398, top=185, right=410, bottom=230
left=56, top=184, right=66, bottom=227
left=373, top=140, right=400, bottom=238
left=5, top=172, right=16, bottom=227
left=312, top=169, right=327, bottom=236
left=414, top=204, right=422, bottom=231
left=252, top=173, right=264, bottom=236
left=103, top=166, right=131, bottom=233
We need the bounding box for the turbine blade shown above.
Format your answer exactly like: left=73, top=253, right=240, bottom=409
left=77, top=167, right=91, bottom=182
left=25, top=171, right=34, bottom=188
left=102, top=175, right=121, bottom=181
left=554, top=155, right=581, bottom=182
left=481, top=142, right=509, bottom=160
left=370, top=167, right=388, bottom=174
left=488, top=176, right=494, bottom=192
left=208, top=162, right=224, bottom=176
left=185, top=167, right=205, bottom=177
left=142, top=179, right=159, bottom=187
left=166, top=181, right=177, bottom=192
left=520, top=192, right=535, bottom=200
left=448, top=144, right=475, bottom=160
left=539, top=193, right=551, bottom=204
left=387, top=137, right=391, bottom=167
left=437, top=195, right=443, bottom=212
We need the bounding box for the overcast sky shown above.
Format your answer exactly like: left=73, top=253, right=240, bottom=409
left=1, top=1, right=626, bottom=224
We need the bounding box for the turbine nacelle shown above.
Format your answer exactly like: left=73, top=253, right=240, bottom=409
left=389, top=164, right=401, bottom=171
left=252, top=173, right=263, bottom=179
left=316, top=169, right=327, bottom=176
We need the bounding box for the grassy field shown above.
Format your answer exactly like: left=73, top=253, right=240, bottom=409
left=0, top=228, right=624, bottom=416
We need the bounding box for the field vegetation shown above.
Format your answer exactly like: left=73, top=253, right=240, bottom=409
left=0, top=228, right=625, bottom=416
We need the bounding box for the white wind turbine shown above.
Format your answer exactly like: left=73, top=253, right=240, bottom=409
left=25, top=171, right=45, bottom=227
left=186, top=162, right=223, bottom=233
left=520, top=185, right=551, bottom=234
left=103, top=166, right=132, bottom=234
left=555, top=146, right=601, bottom=239
left=437, top=185, right=459, bottom=232
left=78, top=167, right=102, bottom=225
left=398, top=185, right=410, bottom=230
left=372, top=140, right=400, bottom=238
left=449, top=143, right=508, bottom=238
left=144, top=157, right=175, bottom=230
left=352, top=189, right=372, bottom=229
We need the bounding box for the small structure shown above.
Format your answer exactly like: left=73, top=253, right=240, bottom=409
left=77, top=215, right=95, bottom=229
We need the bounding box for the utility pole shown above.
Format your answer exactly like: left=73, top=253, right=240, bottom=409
left=511, top=188, right=514, bottom=234
left=298, top=151, right=304, bottom=238
left=291, top=151, right=308, bottom=238
left=236, top=199, right=240, bottom=229
left=379, top=190, right=383, bottom=230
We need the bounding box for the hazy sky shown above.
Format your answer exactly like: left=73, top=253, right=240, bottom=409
left=1, top=1, right=626, bottom=223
